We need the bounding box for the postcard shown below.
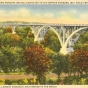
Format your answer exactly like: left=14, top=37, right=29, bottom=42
left=0, top=0, right=88, bottom=88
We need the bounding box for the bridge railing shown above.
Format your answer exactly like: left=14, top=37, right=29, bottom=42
left=0, top=22, right=88, bottom=26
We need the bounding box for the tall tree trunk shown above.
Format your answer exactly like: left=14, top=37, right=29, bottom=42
left=68, top=71, right=71, bottom=76
left=37, top=75, right=46, bottom=85
left=57, top=73, right=60, bottom=81
left=74, top=72, right=76, bottom=76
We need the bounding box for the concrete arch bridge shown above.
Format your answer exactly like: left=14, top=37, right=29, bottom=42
left=0, top=22, right=88, bottom=54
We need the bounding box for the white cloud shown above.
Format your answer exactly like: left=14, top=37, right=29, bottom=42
left=10, top=8, right=30, bottom=17
left=70, top=9, right=76, bottom=13
left=0, top=8, right=55, bottom=22
left=0, top=10, right=6, bottom=17
left=80, top=13, right=88, bottom=20
left=59, top=11, right=73, bottom=19
left=0, top=10, right=5, bottom=14
left=60, top=11, right=76, bottom=17
left=0, top=8, right=30, bottom=21
left=60, top=11, right=73, bottom=19
left=0, top=8, right=88, bottom=24
left=60, top=11, right=67, bottom=16
left=34, top=13, right=41, bottom=18
left=58, top=12, right=88, bottom=24
left=44, top=13, right=54, bottom=18
left=57, top=11, right=78, bottom=24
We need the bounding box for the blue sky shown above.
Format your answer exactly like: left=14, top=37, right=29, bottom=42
left=0, top=4, right=88, bottom=24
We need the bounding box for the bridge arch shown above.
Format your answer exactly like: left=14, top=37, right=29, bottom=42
left=35, top=26, right=63, bottom=47
left=65, top=27, right=88, bottom=48
left=60, top=27, right=88, bottom=54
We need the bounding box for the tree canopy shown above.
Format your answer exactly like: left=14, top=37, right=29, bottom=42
left=40, top=30, right=61, bottom=52
left=69, top=49, right=88, bottom=75
left=23, top=44, right=51, bottom=76
left=74, top=32, right=88, bottom=50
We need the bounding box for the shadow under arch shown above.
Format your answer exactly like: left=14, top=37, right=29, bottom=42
left=65, top=27, right=88, bottom=48
left=35, top=25, right=63, bottom=47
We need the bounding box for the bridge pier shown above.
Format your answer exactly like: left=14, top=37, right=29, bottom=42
left=60, top=45, right=68, bottom=55
left=12, top=26, right=16, bottom=34
left=34, top=36, right=38, bottom=41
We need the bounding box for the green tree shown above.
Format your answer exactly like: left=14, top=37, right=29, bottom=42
left=0, top=33, right=12, bottom=47
left=15, top=26, right=34, bottom=48
left=74, top=32, right=88, bottom=50
left=5, top=26, right=13, bottom=33
left=40, top=30, right=61, bottom=52
left=0, top=33, right=21, bottom=48
left=11, top=34, right=21, bottom=47
left=0, top=28, right=4, bottom=35
left=44, top=47, right=55, bottom=59
left=15, top=26, right=33, bottom=38
left=0, top=26, right=36, bottom=73
left=51, top=53, right=69, bottom=80
left=0, top=46, right=23, bottom=73
left=0, top=26, right=34, bottom=73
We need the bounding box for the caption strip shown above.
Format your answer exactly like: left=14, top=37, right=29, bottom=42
left=0, top=85, right=57, bottom=88
left=0, top=2, right=88, bottom=4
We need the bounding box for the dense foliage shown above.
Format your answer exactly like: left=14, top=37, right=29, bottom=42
left=74, top=32, right=88, bottom=50
left=0, top=26, right=34, bottom=73
left=40, top=30, right=61, bottom=52
left=23, top=44, right=51, bottom=83
left=69, top=49, right=88, bottom=75
left=0, top=26, right=88, bottom=85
